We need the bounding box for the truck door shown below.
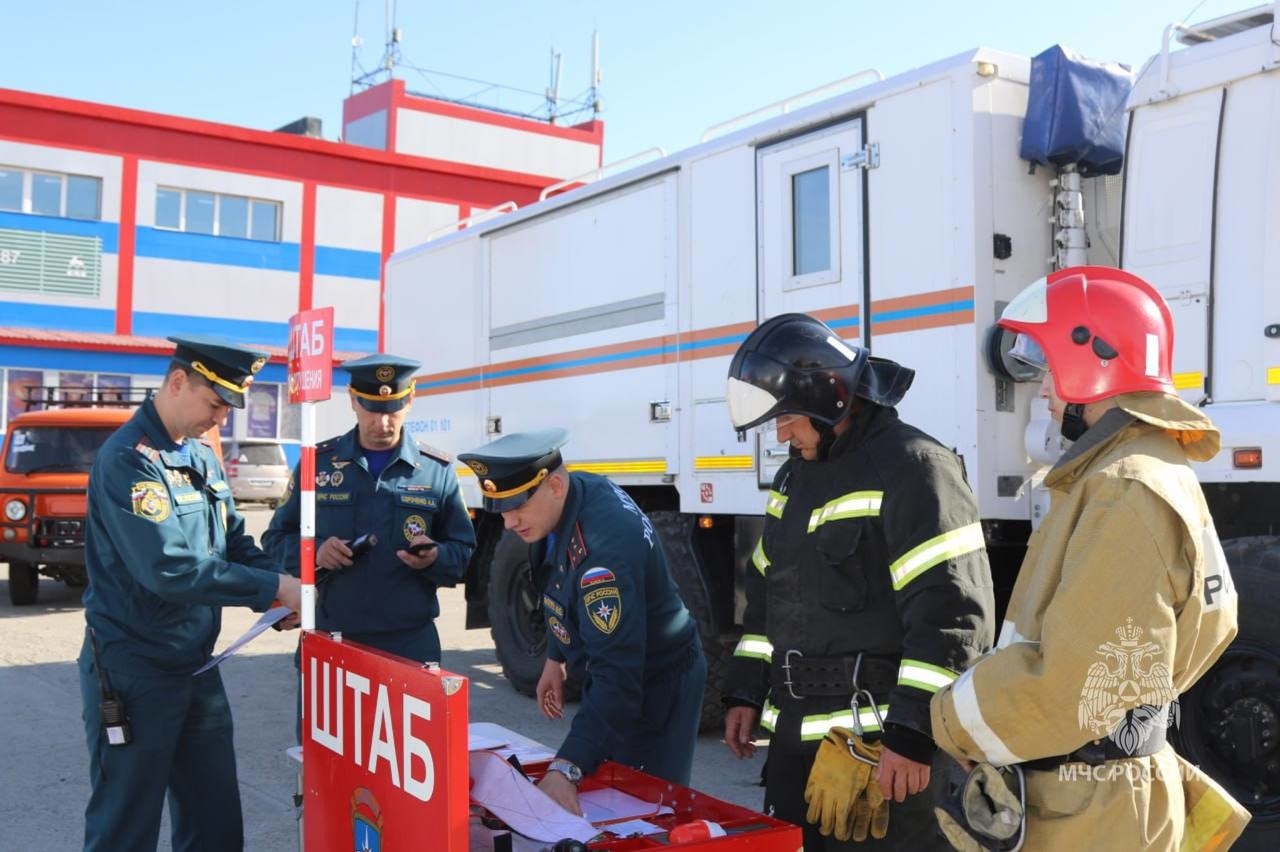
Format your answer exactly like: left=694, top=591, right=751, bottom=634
left=755, top=119, right=867, bottom=484
left=1123, top=89, right=1221, bottom=402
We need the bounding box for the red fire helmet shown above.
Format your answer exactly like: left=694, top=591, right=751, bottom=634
left=998, top=265, right=1175, bottom=404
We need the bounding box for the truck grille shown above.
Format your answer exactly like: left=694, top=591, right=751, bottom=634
left=35, top=518, right=85, bottom=547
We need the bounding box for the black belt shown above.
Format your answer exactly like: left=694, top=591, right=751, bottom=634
left=772, top=652, right=898, bottom=699
left=1022, top=726, right=1168, bottom=771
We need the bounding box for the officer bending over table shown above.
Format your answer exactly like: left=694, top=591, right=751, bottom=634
left=264, top=354, right=475, bottom=663
left=79, top=335, right=302, bottom=852
left=459, top=428, right=706, bottom=816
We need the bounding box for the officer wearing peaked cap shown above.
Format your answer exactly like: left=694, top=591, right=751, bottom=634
left=264, top=353, right=475, bottom=667
left=459, top=429, right=706, bottom=817
left=80, top=335, right=301, bottom=851
left=169, top=333, right=270, bottom=408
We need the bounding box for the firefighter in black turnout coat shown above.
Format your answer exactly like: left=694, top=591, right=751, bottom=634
left=722, top=313, right=995, bottom=849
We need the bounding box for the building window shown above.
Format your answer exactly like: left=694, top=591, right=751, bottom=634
left=155, top=187, right=281, bottom=241
left=0, top=166, right=102, bottom=221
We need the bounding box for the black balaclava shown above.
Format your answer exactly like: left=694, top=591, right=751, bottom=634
left=1061, top=403, right=1088, bottom=441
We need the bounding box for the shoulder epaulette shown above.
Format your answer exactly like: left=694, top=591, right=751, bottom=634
left=567, top=522, right=589, bottom=570
left=316, top=437, right=339, bottom=453
left=417, top=441, right=452, bottom=464
left=133, top=439, right=160, bottom=463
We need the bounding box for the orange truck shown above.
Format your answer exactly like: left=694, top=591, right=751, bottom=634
left=0, top=388, right=222, bottom=605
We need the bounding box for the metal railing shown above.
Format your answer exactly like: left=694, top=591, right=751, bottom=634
left=423, top=201, right=519, bottom=242
left=537, top=147, right=668, bottom=201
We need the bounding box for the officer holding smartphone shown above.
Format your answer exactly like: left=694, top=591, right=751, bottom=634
left=264, top=354, right=475, bottom=662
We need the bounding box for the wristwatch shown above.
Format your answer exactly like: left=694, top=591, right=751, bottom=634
left=547, top=758, right=583, bottom=786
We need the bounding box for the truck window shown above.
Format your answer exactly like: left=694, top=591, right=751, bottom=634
left=4, top=426, right=117, bottom=474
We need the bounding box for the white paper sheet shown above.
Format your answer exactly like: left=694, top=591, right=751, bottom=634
left=468, top=751, right=597, bottom=843
left=599, top=818, right=665, bottom=837
left=578, top=787, right=674, bottom=824
left=193, top=606, right=291, bottom=675
left=468, top=722, right=555, bottom=763
left=469, top=732, right=509, bottom=751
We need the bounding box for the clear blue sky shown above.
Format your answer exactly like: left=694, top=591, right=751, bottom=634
left=2, top=0, right=1241, bottom=163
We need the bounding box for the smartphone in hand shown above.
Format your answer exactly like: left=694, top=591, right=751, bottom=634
left=406, top=541, right=438, bottom=556
left=349, top=532, right=378, bottom=557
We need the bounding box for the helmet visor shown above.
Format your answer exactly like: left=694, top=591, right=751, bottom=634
left=1008, top=333, right=1049, bottom=376
left=726, top=375, right=781, bottom=430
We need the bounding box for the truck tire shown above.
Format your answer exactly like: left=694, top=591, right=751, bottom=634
left=1172, top=535, right=1280, bottom=850
left=650, top=510, right=730, bottom=732
left=7, top=561, right=38, bottom=606
left=487, top=531, right=545, bottom=696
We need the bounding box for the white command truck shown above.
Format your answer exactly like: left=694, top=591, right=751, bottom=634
left=385, top=6, right=1279, bottom=842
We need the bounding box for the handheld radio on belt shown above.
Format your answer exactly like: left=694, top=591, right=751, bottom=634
left=89, top=628, right=132, bottom=746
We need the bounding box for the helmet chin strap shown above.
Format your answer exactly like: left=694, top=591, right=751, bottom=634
left=1061, top=403, right=1088, bottom=442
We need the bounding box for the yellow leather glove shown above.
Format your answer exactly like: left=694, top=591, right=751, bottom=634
left=849, top=762, right=890, bottom=841
left=804, top=726, right=887, bottom=842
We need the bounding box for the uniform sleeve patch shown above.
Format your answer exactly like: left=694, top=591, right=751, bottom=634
left=131, top=481, right=171, bottom=522
left=580, top=566, right=616, bottom=589
left=584, top=586, right=622, bottom=634
left=547, top=615, right=572, bottom=645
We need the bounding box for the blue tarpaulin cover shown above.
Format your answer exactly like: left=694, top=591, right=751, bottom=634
left=1020, top=45, right=1135, bottom=176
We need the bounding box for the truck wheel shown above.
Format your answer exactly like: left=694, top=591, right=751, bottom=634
left=650, top=511, right=730, bottom=732
left=7, top=561, right=38, bottom=606
left=487, top=531, right=545, bottom=696
left=1172, top=535, right=1280, bottom=850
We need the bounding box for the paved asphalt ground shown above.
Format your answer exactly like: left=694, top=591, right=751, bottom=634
left=0, top=504, right=768, bottom=850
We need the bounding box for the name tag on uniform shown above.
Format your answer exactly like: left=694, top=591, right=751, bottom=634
left=209, top=480, right=229, bottom=493
left=398, top=494, right=436, bottom=508
left=317, top=492, right=352, bottom=503
left=173, top=490, right=204, bottom=506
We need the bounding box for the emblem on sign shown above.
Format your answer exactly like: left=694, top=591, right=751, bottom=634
left=351, top=787, right=383, bottom=852
left=131, top=481, right=171, bottom=522
left=403, top=514, right=427, bottom=542
left=584, top=586, right=622, bottom=634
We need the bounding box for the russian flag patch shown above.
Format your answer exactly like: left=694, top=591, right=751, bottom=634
left=580, top=567, right=616, bottom=588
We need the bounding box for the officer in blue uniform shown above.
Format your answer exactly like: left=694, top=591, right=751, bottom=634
left=263, top=354, right=476, bottom=663
left=459, top=428, right=706, bottom=816
left=79, top=335, right=301, bottom=852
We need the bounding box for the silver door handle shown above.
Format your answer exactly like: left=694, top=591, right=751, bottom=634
left=764, top=447, right=790, bottom=458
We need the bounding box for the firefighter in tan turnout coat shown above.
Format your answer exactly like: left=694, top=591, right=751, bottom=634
left=930, top=266, right=1250, bottom=851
